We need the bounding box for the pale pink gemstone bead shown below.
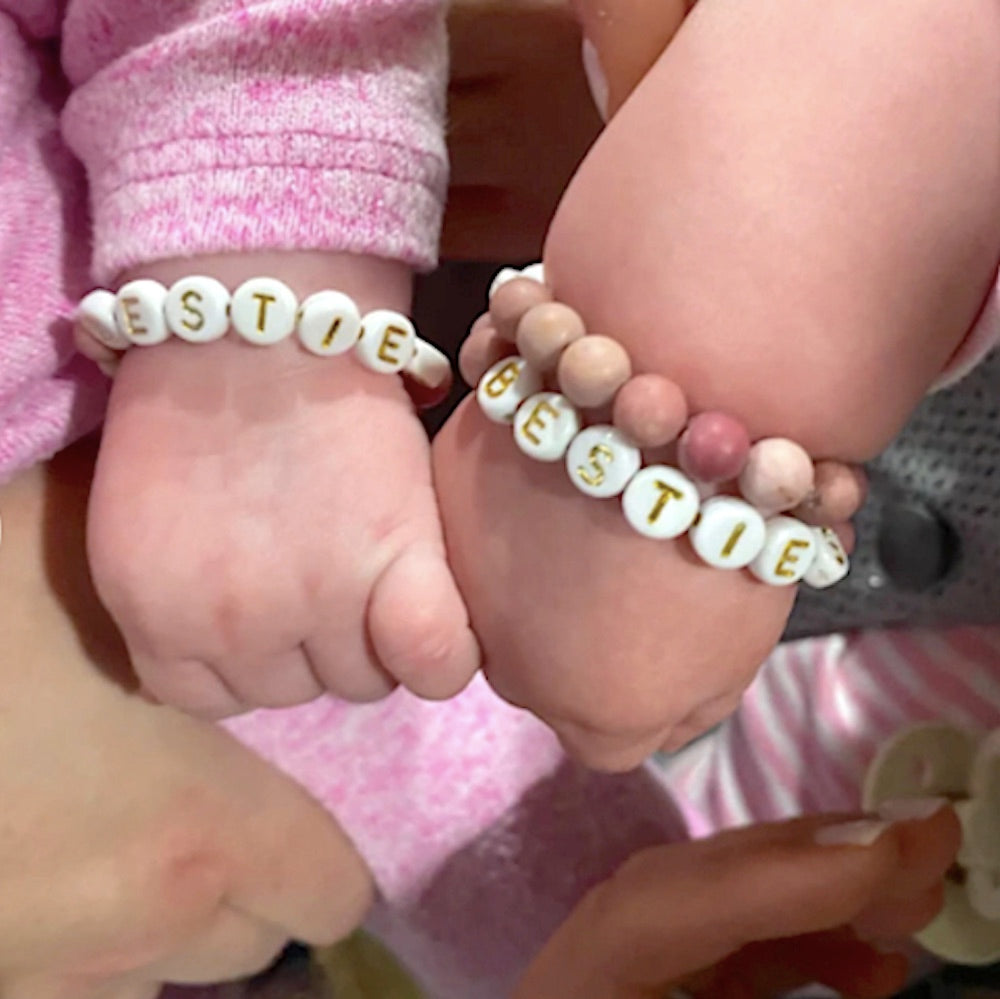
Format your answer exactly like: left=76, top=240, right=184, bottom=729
left=795, top=460, right=868, bottom=525
left=677, top=411, right=750, bottom=483
left=556, top=335, right=632, bottom=409
left=489, top=277, right=554, bottom=342
left=516, top=302, right=586, bottom=372
left=458, top=313, right=510, bottom=387
left=739, top=438, right=815, bottom=513
left=611, top=373, right=688, bottom=448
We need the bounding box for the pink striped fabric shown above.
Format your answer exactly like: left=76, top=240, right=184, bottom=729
left=664, top=626, right=1000, bottom=836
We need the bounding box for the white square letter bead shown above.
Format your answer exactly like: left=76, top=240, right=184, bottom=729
left=689, top=496, right=767, bottom=569
left=566, top=425, right=642, bottom=498
left=356, top=310, right=416, bottom=373
left=77, top=289, right=131, bottom=350
left=477, top=357, right=543, bottom=423
left=748, top=515, right=818, bottom=586
left=802, top=527, right=851, bottom=589
left=513, top=393, right=581, bottom=462
left=165, top=276, right=231, bottom=343
left=405, top=338, right=451, bottom=389
left=116, top=280, right=169, bottom=345
left=231, top=277, right=298, bottom=345
left=298, top=290, right=361, bottom=357
left=622, top=465, right=700, bottom=539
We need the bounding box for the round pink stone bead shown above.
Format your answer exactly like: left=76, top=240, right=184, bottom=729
left=489, top=277, right=553, bottom=342
left=516, top=302, right=586, bottom=372
left=738, top=437, right=815, bottom=513
left=612, top=374, right=689, bottom=448
left=677, top=411, right=751, bottom=483
left=458, top=313, right=509, bottom=387
left=795, top=461, right=868, bottom=525
left=556, top=335, right=633, bottom=409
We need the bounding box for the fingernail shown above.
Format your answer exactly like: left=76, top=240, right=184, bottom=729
left=815, top=819, right=893, bottom=847
left=581, top=38, right=609, bottom=122
left=876, top=797, right=949, bottom=823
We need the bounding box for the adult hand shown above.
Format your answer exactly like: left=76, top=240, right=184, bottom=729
left=515, top=808, right=961, bottom=999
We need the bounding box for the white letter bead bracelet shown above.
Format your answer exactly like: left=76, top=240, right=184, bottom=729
left=462, top=264, right=867, bottom=589
left=74, top=276, right=450, bottom=390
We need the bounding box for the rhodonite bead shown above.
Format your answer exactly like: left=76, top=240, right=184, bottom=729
left=677, top=411, right=750, bottom=483
left=795, top=460, right=868, bottom=525
left=516, top=302, right=586, bottom=372
left=556, top=335, right=632, bottom=409
left=489, top=278, right=553, bottom=342
left=738, top=438, right=815, bottom=514
left=612, top=374, right=688, bottom=449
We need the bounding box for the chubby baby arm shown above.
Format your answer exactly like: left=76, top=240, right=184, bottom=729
left=88, top=251, right=478, bottom=717
left=0, top=439, right=374, bottom=998
left=434, top=0, right=1000, bottom=769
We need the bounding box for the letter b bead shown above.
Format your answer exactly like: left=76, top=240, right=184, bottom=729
left=477, top=357, right=543, bottom=423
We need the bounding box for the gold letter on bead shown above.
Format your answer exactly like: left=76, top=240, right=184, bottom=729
left=253, top=293, right=276, bottom=334
left=180, top=289, right=205, bottom=333
left=119, top=296, right=146, bottom=337
left=774, top=538, right=811, bottom=578
left=377, top=325, right=408, bottom=365
left=820, top=528, right=847, bottom=565
left=647, top=480, right=685, bottom=525
left=521, top=399, right=558, bottom=446
left=577, top=444, right=614, bottom=487
left=484, top=360, right=522, bottom=398
left=720, top=522, right=748, bottom=559
left=322, top=316, right=343, bottom=349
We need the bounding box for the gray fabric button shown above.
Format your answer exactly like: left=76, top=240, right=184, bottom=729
left=877, top=501, right=961, bottom=591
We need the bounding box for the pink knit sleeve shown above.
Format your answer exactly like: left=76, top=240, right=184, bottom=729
left=59, top=0, right=449, bottom=283
left=0, top=3, right=108, bottom=484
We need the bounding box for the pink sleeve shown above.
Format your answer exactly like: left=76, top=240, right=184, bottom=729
left=59, top=0, right=449, bottom=283
left=0, top=4, right=108, bottom=484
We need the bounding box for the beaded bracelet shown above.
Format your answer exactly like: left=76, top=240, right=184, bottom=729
left=74, top=275, right=450, bottom=390
left=462, top=265, right=866, bottom=590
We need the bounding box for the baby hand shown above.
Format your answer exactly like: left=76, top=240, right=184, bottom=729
left=87, top=252, right=479, bottom=717
left=436, top=0, right=998, bottom=771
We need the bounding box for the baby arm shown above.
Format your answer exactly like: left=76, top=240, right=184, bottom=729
left=433, top=0, right=1000, bottom=769
left=61, top=0, right=478, bottom=716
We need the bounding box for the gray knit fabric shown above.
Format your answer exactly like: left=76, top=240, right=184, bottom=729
left=786, top=348, right=1000, bottom=639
